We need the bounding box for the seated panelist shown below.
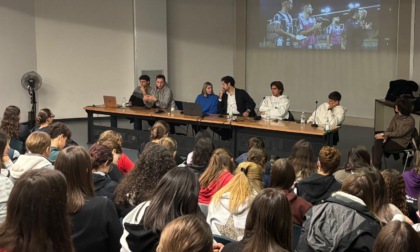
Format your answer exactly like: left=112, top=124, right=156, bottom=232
left=218, top=76, right=256, bottom=117
left=195, top=82, right=219, bottom=114
left=259, top=81, right=290, bottom=120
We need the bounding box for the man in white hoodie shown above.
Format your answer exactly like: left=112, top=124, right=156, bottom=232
left=259, top=81, right=290, bottom=120
left=9, top=131, right=53, bottom=182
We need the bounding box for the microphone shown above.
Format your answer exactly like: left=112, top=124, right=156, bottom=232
left=311, top=100, right=318, bottom=128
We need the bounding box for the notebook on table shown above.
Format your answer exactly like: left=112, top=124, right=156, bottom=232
left=182, top=102, right=208, bottom=117
left=103, top=96, right=121, bottom=108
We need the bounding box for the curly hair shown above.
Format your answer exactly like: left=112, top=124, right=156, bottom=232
left=288, top=139, right=317, bottom=180
left=0, top=105, right=20, bottom=139
left=381, top=169, right=408, bottom=215
left=318, top=146, right=341, bottom=174
left=114, top=144, right=176, bottom=207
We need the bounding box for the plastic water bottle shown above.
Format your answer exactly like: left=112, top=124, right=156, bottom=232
left=228, top=105, right=233, bottom=119
left=300, top=112, right=305, bottom=125
left=266, top=110, right=271, bottom=122
left=121, top=97, right=126, bottom=108
left=325, top=117, right=330, bottom=132
left=170, top=101, right=176, bottom=115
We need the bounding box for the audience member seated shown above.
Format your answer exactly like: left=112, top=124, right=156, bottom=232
left=258, top=81, right=290, bottom=120
left=334, top=145, right=371, bottom=183
left=403, top=151, right=420, bottom=202
left=235, top=137, right=265, bottom=164
left=0, top=105, right=30, bottom=155
left=0, top=169, right=74, bottom=252
left=208, top=162, right=263, bottom=241
left=199, top=148, right=234, bottom=204
left=47, top=122, right=71, bottom=164
left=0, top=131, right=12, bottom=170
left=115, top=144, right=176, bottom=217
left=120, top=167, right=199, bottom=252
left=269, top=159, right=312, bottom=225
left=246, top=146, right=271, bottom=187
left=138, top=120, right=170, bottom=155
left=372, top=97, right=415, bottom=169
left=55, top=146, right=122, bottom=252
left=88, top=144, right=118, bottom=200
left=195, top=81, right=219, bottom=114
left=373, top=220, right=420, bottom=252
left=186, top=130, right=212, bottom=165
left=223, top=188, right=292, bottom=252
left=0, top=132, right=13, bottom=224
left=32, top=108, right=54, bottom=133
left=288, top=139, right=317, bottom=183
left=188, top=137, right=215, bottom=178
left=9, top=132, right=54, bottom=183
left=157, top=215, right=215, bottom=252
left=157, top=136, right=184, bottom=165
left=296, top=146, right=342, bottom=204
left=99, top=139, right=125, bottom=182
left=97, top=130, right=134, bottom=174
left=297, top=174, right=381, bottom=251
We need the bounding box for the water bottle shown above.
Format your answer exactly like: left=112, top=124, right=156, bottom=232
left=266, top=110, right=271, bottom=122
left=170, top=101, right=176, bottom=115
left=121, top=97, right=126, bottom=108
left=325, top=117, right=330, bottom=133
left=228, top=105, right=233, bottom=119
left=300, top=112, right=305, bottom=125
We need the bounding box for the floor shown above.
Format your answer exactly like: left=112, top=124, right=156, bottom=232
left=64, top=117, right=409, bottom=172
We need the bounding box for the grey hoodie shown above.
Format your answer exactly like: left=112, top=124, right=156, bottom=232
left=9, top=153, right=53, bottom=183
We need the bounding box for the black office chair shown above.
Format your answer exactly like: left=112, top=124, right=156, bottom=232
left=383, top=128, right=418, bottom=171
left=172, top=100, right=189, bottom=136
left=286, top=111, right=295, bottom=122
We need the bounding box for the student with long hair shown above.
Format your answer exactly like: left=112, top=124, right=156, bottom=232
left=55, top=146, right=122, bottom=252
left=208, top=162, right=264, bottom=241
left=157, top=136, right=184, bottom=165
left=223, top=188, right=292, bottom=252
left=288, top=139, right=317, bottom=182
left=269, top=158, right=312, bottom=225
left=157, top=215, right=214, bottom=252
left=297, top=174, right=381, bottom=251
left=296, top=146, right=342, bottom=204
left=0, top=169, right=73, bottom=252
left=120, top=167, right=200, bottom=252
left=97, top=130, right=134, bottom=174
left=381, top=169, right=409, bottom=216
left=188, top=137, right=215, bottom=178
left=0, top=105, right=30, bottom=154
left=88, top=144, right=118, bottom=200
left=138, top=120, right=170, bottom=154
left=246, top=146, right=271, bottom=187
left=195, top=82, right=219, bottom=114
left=235, top=137, right=265, bottom=164
left=373, top=220, right=420, bottom=252
left=334, top=145, right=371, bottom=183
left=115, top=144, right=176, bottom=217
left=199, top=148, right=234, bottom=204
left=0, top=131, right=13, bottom=224
left=32, top=108, right=54, bottom=133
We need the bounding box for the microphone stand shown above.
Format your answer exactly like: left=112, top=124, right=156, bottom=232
left=311, top=101, right=318, bottom=128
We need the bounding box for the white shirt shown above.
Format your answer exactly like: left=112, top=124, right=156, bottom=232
left=227, top=92, right=239, bottom=115
left=307, top=102, right=346, bottom=126
left=259, top=95, right=290, bottom=120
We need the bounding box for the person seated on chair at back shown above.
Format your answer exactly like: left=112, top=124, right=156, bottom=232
left=259, top=81, right=290, bottom=120
left=9, top=131, right=54, bottom=183
left=372, top=97, right=415, bottom=169
left=47, top=122, right=72, bottom=164
left=307, top=91, right=346, bottom=127
left=129, top=74, right=151, bottom=130
left=218, top=76, right=256, bottom=117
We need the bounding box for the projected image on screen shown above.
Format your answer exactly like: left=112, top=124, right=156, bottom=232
left=259, top=0, right=380, bottom=50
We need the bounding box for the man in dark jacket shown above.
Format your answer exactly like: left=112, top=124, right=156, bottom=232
left=218, top=76, right=256, bottom=117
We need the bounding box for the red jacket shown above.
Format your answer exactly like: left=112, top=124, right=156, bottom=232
left=199, top=171, right=233, bottom=204
left=117, top=153, right=134, bottom=173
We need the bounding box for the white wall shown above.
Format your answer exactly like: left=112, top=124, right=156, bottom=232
left=167, top=0, right=235, bottom=102
left=414, top=1, right=420, bottom=84
left=35, top=0, right=134, bottom=119
left=0, top=0, right=37, bottom=121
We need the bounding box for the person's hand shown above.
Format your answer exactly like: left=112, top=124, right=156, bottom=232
left=219, top=89, right=224, bottom=99
left=213, top=243, right=224, bottom=252
left=2, top=151, right=10, bottom=164
left=374, top=133, right=384, bottom=140
left=243, top=111, right=250, bottom=117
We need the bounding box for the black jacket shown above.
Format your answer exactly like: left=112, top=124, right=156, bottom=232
left=92, top=173, right=118, bottom=200
left=296, top=192, right=381, bottom=252
left=218, top=88, right=256, bottom=117
left=296, top=173, right=342, bottom=205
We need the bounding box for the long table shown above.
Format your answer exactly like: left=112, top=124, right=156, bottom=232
left=84, top=106, right=339, bottom=157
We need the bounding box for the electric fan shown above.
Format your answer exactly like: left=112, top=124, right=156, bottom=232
left=21, top=71, right=42, bottom=128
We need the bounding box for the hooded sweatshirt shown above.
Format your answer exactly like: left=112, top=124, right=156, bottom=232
left=199, top=171, right=233, bottom=204
left=296, top=173, right=342, bottom=205
left=207, top=191, right=257, bottom=241
left=92, top=172, right=118, bottom=200
left=283, top=190, right=312, bottom=225
left=402, top=169, right=420, bottom=200
left=9, top=153, right=53, bottom=182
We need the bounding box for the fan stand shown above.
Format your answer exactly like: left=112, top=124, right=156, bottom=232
left=27, top=87, right=37, bottom=129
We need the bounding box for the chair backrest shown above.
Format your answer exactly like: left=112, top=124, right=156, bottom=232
left=286, top=111, right=295, bottom=122
left=412, top=128, right=419, bottom=151
left=213, top=234, right=235, bottom=245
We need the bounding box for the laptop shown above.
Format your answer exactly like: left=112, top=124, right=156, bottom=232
left=182, top=102, right=208, bottom=117
left=103, top=96, right=121, bottom=108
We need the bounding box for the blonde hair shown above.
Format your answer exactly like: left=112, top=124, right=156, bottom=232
left=212, top=162, right=263, bottom=212
left=97, top=130, right=122, bottom=146
left=158, top=137, right=177, bottom=156
left=157, top=215, right=213, bottom=252
left=26, top=132, right=51, bottom=154
left=201, top=82, right=213, bottom=97
left=199, top=148, right=233, bottom=188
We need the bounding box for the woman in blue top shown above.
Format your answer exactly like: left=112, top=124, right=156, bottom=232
left=195, top=82, right=219, bottom=114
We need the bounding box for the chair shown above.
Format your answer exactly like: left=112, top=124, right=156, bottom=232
left=383, top=128, right=418, bottom=172
left=213, top=234, right=235, bottom=245
left=285, top=111, right=295, bottom=122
